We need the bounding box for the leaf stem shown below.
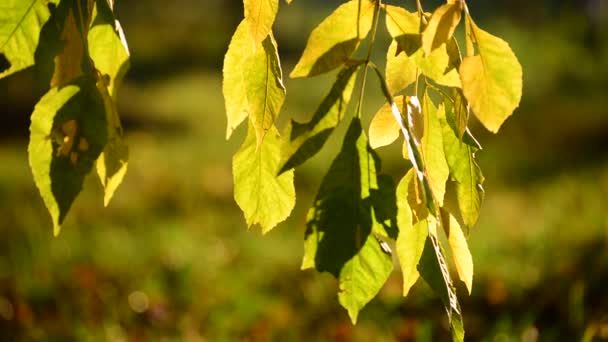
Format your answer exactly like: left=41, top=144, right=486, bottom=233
left=354, top=0, right=382, bottom=118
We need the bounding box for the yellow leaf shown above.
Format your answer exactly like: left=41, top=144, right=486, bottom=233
left=459, top=15, right=523, bottom=133
left=443, top=211, right=473, bottom=294
left=421, top=2, right=462, bottom=56
left=290, top=0, right=375, bottom=78
left=385, top=40, right=417, bottom=95
left=243, top=0, right=279, bottom=46
left=368, top=95, right=406, bottom=149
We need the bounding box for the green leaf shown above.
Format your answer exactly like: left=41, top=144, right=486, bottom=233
left=278, top=63, right=360, bottom=174
left=438, top=100, right=484, bottom=227
left=371, top=174, right=398, bottom=240
left=246, top=32, right=285, bottom=147
left=223, top=20, right=285, bottom=144
left=418, top=232, right=465, bottom=341
left=243, top=0, right=279, bottom=46
left=302, top=118, right=392, bottom=324
left=88, top=0, right=130, bottom=98
left=385, top=40, right=417, bottom=95
left=368, top=95, right=406, bottom=149
left=383, top=5, right=460, bottom=88
left=441, top=209, right=473, bottom=294
left=421, top=2, right=462, bottom=56
left=95, top=75, right=128, bottom=207
left=223, top=21, right=251, bottom=139
left=0, top=0, right=51, bottom=78
left=459, top=15, right=523, bottom=133
left=290, top=0, right=375, bottom=78
left=421, top=92, right=449, bottom=206
left=396, top=169, right=428, bottom=296
left=233, top=121, right=295, bottom=233
left=28, top=77, right=108, bottom=235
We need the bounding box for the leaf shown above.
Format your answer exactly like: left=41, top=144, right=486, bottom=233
left=28, top=77, right=108, bottom=235
left=438, top=100, right=484, bottom=227
left=233, top=121, right=295, bottom=233
left=302, top=118, right=392, bottom=324
left=383, top=5, right=460, bottom=88
left=370, top=174, right=398, bottom=239
left=278, top=63, right=360, bottom=174
left=223, top=21, right=251, bottom=139
left=421, top=92, right=449, bottom=206
left=246, top=33, right=285, bottom=147
left=50, top=7, right=85, bottom=87
left=421, top=2, right=462, bottom=56
left=290, top=0, right=375, bottom=78
left=88, top=0, right=130, bottom=97
left=385, top=40, right=417, bottom=95
left=396, top=169, right=428, bottom=296
left=95, top=75, right=128, bottom=207
left=223, top=20, right=285, bottom=144
left=441, top=209, right=473, bottom=294
left=459, top=15, right=523, bottom=133
left=243, top=0, right=279, bottom=46
left=368, top=95, right=406, bottom=149
left=0, top=0, right=51, bottom=78
left=418, top=232, right=465, bottom=341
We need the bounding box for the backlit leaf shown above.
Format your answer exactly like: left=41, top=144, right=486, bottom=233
left=290, top=0, right=375, bottom=78
left=421, top=92, right=449, bottom=206
left=278, top=63, right=360, bottom=174
left=88, top=0, right=130, bottom=97
left=385, top=40, right=417, bottom=95
left=243, top=0, right=278, bottom=46
left=368, top=95, right=406, bottom=149
left=223, top=21, right=251, bottom=139
left=28, top=77, right=108, bottom=235
left=442, top=209, right=473, bottom=294
left=302, top=118, right=392, bottom=324
left=438, top=100, right=484, bottom=227
left=383, top=4, right=460, bottom=88
left=0, top=0, right=50, bottom=78
left=460, top=15, right=523, bottom=132
left=396, top=169, right=428, bottom=296
left=233, top=122, right=295, bottom=233
left=421, top=2, right=461, bottom=56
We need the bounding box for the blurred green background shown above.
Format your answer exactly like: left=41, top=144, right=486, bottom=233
left=1, top=0, right=607, bottom=340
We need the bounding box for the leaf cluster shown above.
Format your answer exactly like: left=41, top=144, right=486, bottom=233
left=223, top=0, right=522, bottom=339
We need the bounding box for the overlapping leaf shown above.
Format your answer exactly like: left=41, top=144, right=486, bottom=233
left=383, top=5, right=460, bottom=88
left=421, top=1, right=462, bottom=56
left=302, top=118, right=392, bottom=324
left=243, top=0, right=278, bottom=46
left=28, top=77, right=108, bottom=235
left=438, top=99, right=484, bottom=227
left=460, top=15, right=522, bottom=133
left=278, top=63, right=360, bottom=174
left=233, top=122, right=295, bottom=233
left=368, top=95, right=406, bottom=149
left=421, top=92, right=449, bottom=206
left=290, top=0, right=375, bottom=78
left=0, top=0, right=51, bottom=78
left=441, top=209, right=473, bottom=294
left=385, top=40, right=417, bottom=95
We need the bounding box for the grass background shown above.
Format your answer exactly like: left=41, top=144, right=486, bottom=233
left=0, top=0, right=607, bottom=340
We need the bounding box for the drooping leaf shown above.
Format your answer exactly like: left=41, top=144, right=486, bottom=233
left=223, top=21, right=251, bottom=139
left=243, top=0, right=279, bottom=46
left=441, top=209, right=473, bottom=294
left=0, top=0, right=51, bottom=78
left=451, top=89, right=469, bottom=140
left=88, top=0, right=130, bottom=97
left=421, top=2, right=462, bottom=56
left=50, top=7, right=86, bottom=87
left=368, top=95, right=406, bottom=149
left=383, top=4, right=460, bottom=88
left=385, top=40, right=417, bottom=95
left=233, top=122, right=295, bottom=233
left=28, top=77, right=108, bottom=235
left=95, top=75, right=128, bottom=207
left=421, top=92, right=449, bottom=206
left=246, top=33, right=285, bottom=147
left=278, top=63, right=360, bottom=174
left=302, top=118, right=392, bottom=324
left=223, top=20, right=285, bottom=144
left=396, top=169, right=428, bottom=296
left=459, top=15, right=523, bottom=133
left=290, top=0, right=375, bottom=78
left=438, top=100, right=484, bottom=227
left=418, top=232, right=464, bottom=341
left=371, top=174, right=398, bottom=239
